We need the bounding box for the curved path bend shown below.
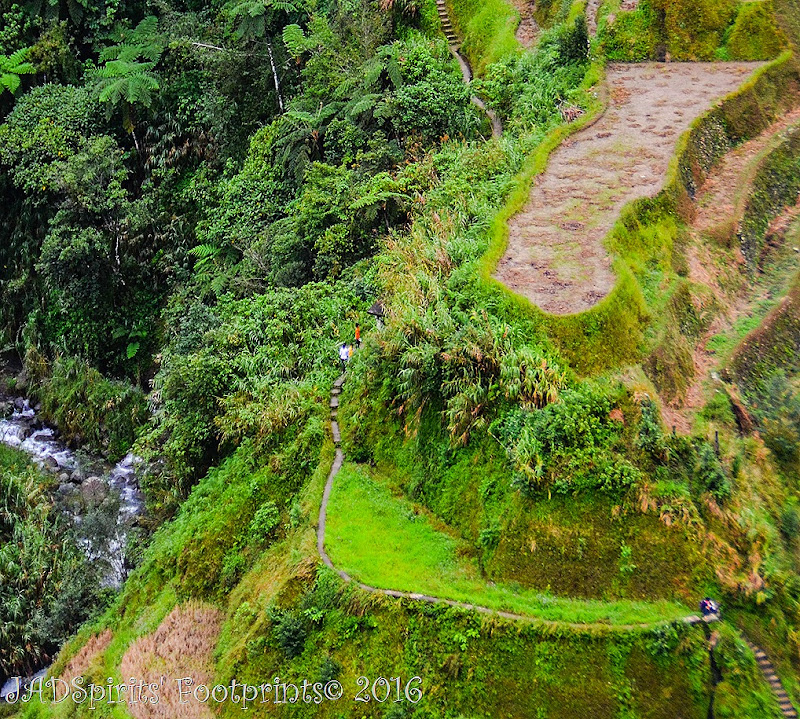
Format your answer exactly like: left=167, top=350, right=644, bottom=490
left=318, top=375, right=690, bottom=631
left=494, top=62, right=763, bottom=314
left=316, top=377, right=798, bottom=713
left=435, top=0, right=503, bottom=138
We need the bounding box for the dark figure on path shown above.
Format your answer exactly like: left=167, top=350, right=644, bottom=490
left=700, top=597, right=720, bottom=619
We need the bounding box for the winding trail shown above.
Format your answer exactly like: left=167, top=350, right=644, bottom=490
left=494, top=62, right=762, bottom=314
left=319, top=375, right=690, bottom=631
left=435, top=0, right=503, bottom=138
left=317, top=377, right=799, bottom=713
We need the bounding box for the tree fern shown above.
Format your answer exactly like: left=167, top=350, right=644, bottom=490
left=282, top=23, right=307, bottom=57
left=99, top=16, right=163, bottom=62
left=94, top=61, right=160, bottom=107
left=0, top=48, right=35, bottom=96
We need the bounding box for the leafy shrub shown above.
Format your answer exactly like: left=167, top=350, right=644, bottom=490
left=494, top=381, right=644, bottom=495
left=271, top=609, right=308, bottom=658
left=248, top=501, right=281, bottom=544
left=32, top=354, right=148, bottom=459
left=636, top=398, right=667, bottom=459
left=694, top=443, right=730, bottom=501
left=478, top=522, right=500, bottom=550
left=780, top=504, right=800, bottom=542
left=392, top=38, right=477, bottom=142
left=477, top=28, right=588, bottom=133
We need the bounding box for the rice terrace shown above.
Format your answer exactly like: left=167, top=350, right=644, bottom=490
left=1, top=0, right=800, bottom=717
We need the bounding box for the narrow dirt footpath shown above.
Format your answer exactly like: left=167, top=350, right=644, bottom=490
left=494, top=62, right=762, bottom=315
left=510, top=0, right=539, bottom=48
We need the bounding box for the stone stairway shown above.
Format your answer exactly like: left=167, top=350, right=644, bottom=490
left=329, top=377, right=343, bottom=446
left=745, top=639, right=798, bottom=718
left=435, top=0, right=459, bottom=46
left=432, top=0, right=503, bottom=137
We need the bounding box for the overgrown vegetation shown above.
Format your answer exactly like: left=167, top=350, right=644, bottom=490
left=4, top=0, right=800, bottom=714
left=0, top=446, right=109, bottom=680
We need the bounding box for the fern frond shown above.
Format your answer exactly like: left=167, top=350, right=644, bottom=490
left=282, top=23, right=306, bottom=57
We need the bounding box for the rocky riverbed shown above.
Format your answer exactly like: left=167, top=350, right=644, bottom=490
left=0, top=395, right=146, bottom=588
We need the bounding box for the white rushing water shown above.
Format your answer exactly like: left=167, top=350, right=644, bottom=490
left=0, top=399, right=145, bottom=588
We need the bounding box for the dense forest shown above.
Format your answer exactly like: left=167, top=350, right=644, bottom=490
left=1, top=0, right=800, bottom=715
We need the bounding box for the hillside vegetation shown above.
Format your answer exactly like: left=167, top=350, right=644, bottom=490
left=2, top=0, right=800, bottom=716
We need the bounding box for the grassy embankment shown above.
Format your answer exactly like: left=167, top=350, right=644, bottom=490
left=326, top=462, right=691, bottom=625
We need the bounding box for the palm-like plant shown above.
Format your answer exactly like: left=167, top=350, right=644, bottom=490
left=0, top=48, right=35, bottom=96
left=91, top=17, right=164, bottom=138
left=227, top=0, right=300, bottom=42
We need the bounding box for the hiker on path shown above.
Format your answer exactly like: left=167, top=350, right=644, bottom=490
left=699, top=597, right=720, bottom=620
left=339, top=343, right=350, bottom=372
left=355, top=324, right=361, bottom=348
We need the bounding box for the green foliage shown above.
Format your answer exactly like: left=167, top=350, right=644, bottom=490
left=724, top=1, right=786, bottom=60
left=0, top=83, right=100, bottom=193
left=477, top=22, right=588, bottom=133
left=779, top=502, right=800, bottom=542
left=32, top=355, right=148, bottom=459
left=596, top=1, right=661, bottom=62
left=598, top=0, right=781, bottom=61
left=650, top=0, right=738, bottom=60
left=141, top=282, right=366, bottom=514
left=90, top=16, right=164, bottom=118
left=738, top=124, right=800, bottom=269
left=694, top=443, right=730, bottom=501
left=392, top=38, right=476, bottom=142
left=248, top=500, right=281, bottom=543
left=375, top=305, right=565, bottom=447
left=493, top=381, right=643, bottom=496
left=0, top=46, right=35, bottom=95
left=448, top=0, right=521, bottom=75
left=270, top=608, right=308, bottom=658
left=0, top=446, right=106, bottom=678
left=224, top=0, right=302, bottom=42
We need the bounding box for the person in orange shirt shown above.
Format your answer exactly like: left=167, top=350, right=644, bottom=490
left=355, top=324, right=361, bottom=348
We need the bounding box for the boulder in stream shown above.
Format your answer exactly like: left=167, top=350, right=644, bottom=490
left=81, top=477, right=108, bottom=505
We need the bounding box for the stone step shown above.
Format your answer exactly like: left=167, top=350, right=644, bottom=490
left=745, top=639, right=798, bottom=718
left=330, top=396, right=339, bottom=409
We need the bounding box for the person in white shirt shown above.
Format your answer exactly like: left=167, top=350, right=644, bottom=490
left=339, top=343, right=350, bottom=373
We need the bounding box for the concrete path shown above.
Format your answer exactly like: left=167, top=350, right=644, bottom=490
left=317, top=375, right=697, bottom=631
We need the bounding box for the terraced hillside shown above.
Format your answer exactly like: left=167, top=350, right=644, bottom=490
left=495, top=62, right=761, bottom=314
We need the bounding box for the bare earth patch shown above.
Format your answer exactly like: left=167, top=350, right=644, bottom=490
left=119, top=602, right=222, bottom=719
left=60, top=629, right=113, bottom=685
left=495, top=62, right=762, bottom=315
left=510, top=0, right=539, bottom=48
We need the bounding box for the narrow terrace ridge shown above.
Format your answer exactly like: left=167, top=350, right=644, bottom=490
left=494, top=62, right=763, bottom=315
